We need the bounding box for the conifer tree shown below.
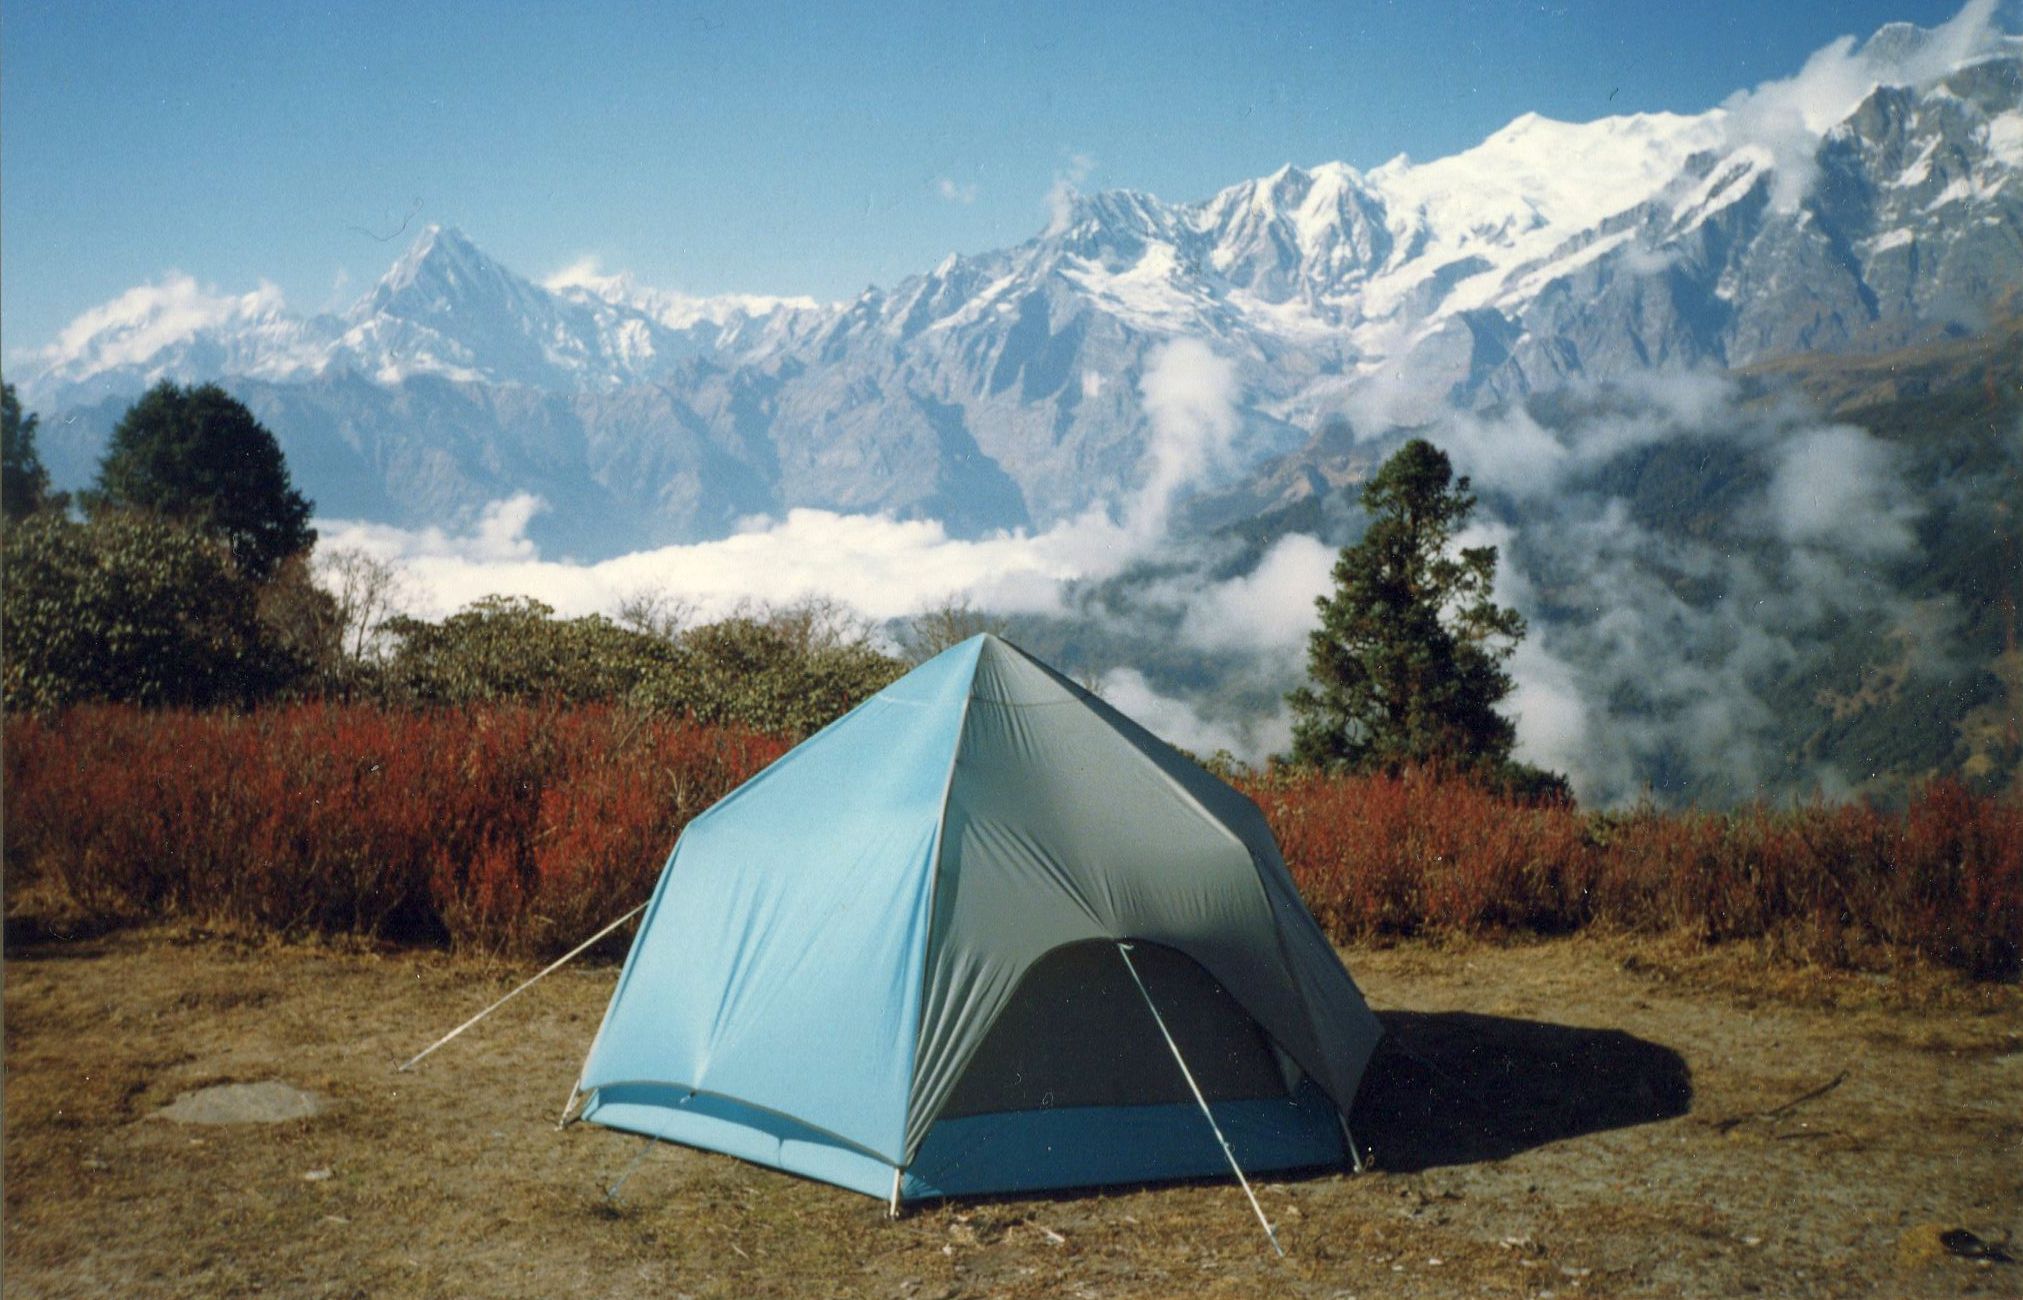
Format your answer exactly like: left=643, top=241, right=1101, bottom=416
left=2, top=381, right=58, bottom=521
left=1287, top=438, right=1526, bottom=777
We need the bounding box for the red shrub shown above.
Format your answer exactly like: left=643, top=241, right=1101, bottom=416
left=1243, top=766, right=2018, bottom=978
left=3, top=704, right=785, bottom=957
left=6, top=705, right=2016, bottom=977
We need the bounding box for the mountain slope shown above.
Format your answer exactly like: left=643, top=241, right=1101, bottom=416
left=16, top=16, right=2023, bottom=556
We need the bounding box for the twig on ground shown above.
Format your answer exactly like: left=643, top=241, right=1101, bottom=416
left=1711, top=1070, right=1848, bottom=1134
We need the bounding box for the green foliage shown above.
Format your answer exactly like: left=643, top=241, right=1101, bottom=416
left=93, top=381, right=313, bottom=580
left=1288, top=438, right=1544, bottom=785
left=1, top=512, right=321, bottom=710
left=3, top=380, right=62, bottom=521
left=376, top=595, right=905, bottom=736
left=378, top=596, right=678, bottom=706
left=638, top=613, right=905, bottom=734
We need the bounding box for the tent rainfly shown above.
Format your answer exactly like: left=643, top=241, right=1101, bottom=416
left=565, top=634, right=1384, bottom=1203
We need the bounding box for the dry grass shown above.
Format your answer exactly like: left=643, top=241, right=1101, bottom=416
left=6, top=929, right=2017, bottom=1298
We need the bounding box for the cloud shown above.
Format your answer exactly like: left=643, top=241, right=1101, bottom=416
left=1133, top=337, right=1240, bottom=540
left=1043, top=151, right=1096, bottom=236
left=318, top=504, right=1115, bottom=624
left=37, top=273, right=288, bottom=377
left=1766, top=424, right=1918, bottom=557
left=542, top=254, right=624, bottom=296
left=1178, top=533, right=1336, bottom=654
left=934, top=177, right=979, bottom=205
left=1096, top=668, right=1292, bottom=761
left=1420, top=379, right=1939, bottom=804
left=1718, top=0, right=2012, bottom=209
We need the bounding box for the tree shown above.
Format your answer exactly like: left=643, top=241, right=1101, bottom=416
left=3, top=380, right=60, bottom=521
left=1287, top=438, right=1546, bottom=788
left=899, top=593, right=1006, bottom=663
left=93, top=381, right=313, bottom=581
left=315, top=546, right=413, bottom=664
left=1, top=512, right=314, bottom=709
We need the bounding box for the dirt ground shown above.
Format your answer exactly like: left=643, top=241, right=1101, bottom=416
left=4, top=928, right=2019, bottom=1298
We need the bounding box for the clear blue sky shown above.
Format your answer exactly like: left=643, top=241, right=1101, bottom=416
left=0, top=0, right=1993, bottom=350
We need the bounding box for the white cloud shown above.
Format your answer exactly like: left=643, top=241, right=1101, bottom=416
left=542, top=254, right=619, bottom=295
left=316, top=504, right=1128, bottom=624
left=1134, top=338, right=1240, bottom=540
left=38, top=273, right=288, bottom=375
left=1767, top=424, right=1919, bottom=556
left=1043, top=151, right=1096, bottom=236
left=935, top=177, right=979, bottom=205
left=1719, top=0, right=2010, bottom=210
left=1097, top=668, right=1290, bottom=761
left=1179, top=533, right=1336, bottom=654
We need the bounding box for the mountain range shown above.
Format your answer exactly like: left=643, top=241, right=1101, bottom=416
left=17, top=20, right=2023, bottom=559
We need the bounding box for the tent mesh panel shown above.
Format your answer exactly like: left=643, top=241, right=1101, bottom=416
left=939, top=940, right=1293, bottom=1118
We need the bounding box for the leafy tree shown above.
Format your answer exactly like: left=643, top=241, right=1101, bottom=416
left=1, top=512, right=315, bottom=709
left=315, top=546, right=413, bottom=665
left=3, top=380, right=61, bottom=521
left=93, top=381, right=313, bottom=580
left=898, top=593, right=1007, bottom=663
left=1288, top=438, right=1557, bottom=794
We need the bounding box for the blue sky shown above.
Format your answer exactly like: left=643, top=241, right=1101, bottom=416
left=0, top=0, right=1993, bottom=350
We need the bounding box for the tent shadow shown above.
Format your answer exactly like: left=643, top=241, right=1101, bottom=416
left=1351, top=1010, right=1692, bottom=1173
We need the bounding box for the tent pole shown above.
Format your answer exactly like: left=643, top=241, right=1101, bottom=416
left=888, top=1167, right=904, bottom=1219
left=1116, top=942, right=1286, bottom=1259
left=398, top=901, right=647, bottom=1074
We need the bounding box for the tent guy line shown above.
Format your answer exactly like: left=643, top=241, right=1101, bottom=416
left=396, top=901, right=647, bottom=1074
left=1117, top=940, right=1285, bottom=1259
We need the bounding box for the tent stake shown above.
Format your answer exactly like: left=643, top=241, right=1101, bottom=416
left=888, top=1167, right=904, bottom=1219
left=398, top=901, right=648, bottom=1073
left=1116, top=942, right=1285, bottom=1259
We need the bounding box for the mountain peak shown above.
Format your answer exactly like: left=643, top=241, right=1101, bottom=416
left=356, top=222, right=524, bottom=325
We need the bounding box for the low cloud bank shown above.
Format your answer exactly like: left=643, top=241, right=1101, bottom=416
left=321, top=343, right=1949, bottom=804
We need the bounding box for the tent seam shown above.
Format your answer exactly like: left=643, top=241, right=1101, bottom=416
left=584, top=1079, right=904, bottom=1165
left=1009, top=640, right=1351, bottom=1114
left=898, top=636, right=985, bottom=1162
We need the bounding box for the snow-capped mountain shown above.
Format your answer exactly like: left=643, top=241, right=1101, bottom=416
left=18, top=15, right=2023, bottom=556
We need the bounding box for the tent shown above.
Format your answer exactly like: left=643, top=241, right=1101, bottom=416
left=566, top=634, right=1383, bottom=1204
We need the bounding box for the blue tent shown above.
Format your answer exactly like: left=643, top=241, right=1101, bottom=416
left=568, top=635, right=1382, bottom=1202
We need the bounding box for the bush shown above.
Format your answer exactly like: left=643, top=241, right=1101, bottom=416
left=1, top=512, right=324, bottom=710
left=634, top=614, right=904, bottom=734
left=1242, top=767, right=2020, bottom=978
left=377, top=596, right=675, bottom=707
left=375, top=596, right=905, bottom=737
left=6, top=707, right=2015, bottom=977
left=2, top=703, right=787, bottom=956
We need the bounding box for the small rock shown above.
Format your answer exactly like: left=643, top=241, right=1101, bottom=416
left=304, top=1168, right=333, bottom=1182
left=156, top=1081, right=325, bottom=1125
